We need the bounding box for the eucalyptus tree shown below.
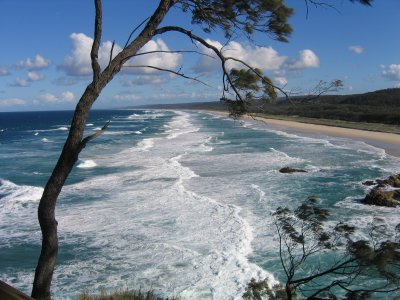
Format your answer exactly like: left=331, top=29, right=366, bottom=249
left=31, top=1, right=372, bottom=299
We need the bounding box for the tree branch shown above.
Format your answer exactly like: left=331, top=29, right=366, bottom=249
left=124, top=17, right=150, bottom=49
left=123, top=64, right=210, bottom=86
left=91, top=0, right=102, bottom=82
left=80, top=120, right=110, bottom=150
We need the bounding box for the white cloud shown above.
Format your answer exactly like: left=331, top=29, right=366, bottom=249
left=126, top=39, right=182, bottom=74
left=61, top=91, right=75, bottom=102
left=60, top=33, right=181, bottom=77
left=274, top=76, right=288, bottom=86
left=122, top=75, right=168, bottom=86
left=13, top=77, right=29, bottom=87
left=194, top=40, right=320, bottom=78
left=16, top=54, right=51, bottom=69
left=382, top=64, right=400, bottom=81
left=290, top=49, right=320, bottom=69
left=0, top=98, right=26, bottom=107
left=40, top=92, right=58, bottom=103
left=27, top=71, right=44, bottom=81
left=0, top=67, right=9, bottom=76
left=113, top=94, right=141, bottom=101
left=349, top=45, right=364, bottom=54
left=60, top=33, right=97, bottom=76
left=194, top=39, right=287, bottom=74
left=39, top=91, right=75, bottom=103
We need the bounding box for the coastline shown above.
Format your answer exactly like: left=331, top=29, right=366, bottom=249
left=205, top=110, right=400, bottom=158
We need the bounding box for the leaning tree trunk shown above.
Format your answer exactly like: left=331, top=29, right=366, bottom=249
left=31, top=85, right=99, bottom=299
left=31, top=1, right=176, bottom=299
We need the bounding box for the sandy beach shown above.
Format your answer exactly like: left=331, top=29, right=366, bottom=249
left=206, top=111, right=400, bottom=158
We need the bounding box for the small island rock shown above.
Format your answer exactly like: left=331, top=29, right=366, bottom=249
left=362, top=174, right=400, bottom=207
left=279, top=167, right=307, bottom=174
left=363, top=188, right=400, bottom=207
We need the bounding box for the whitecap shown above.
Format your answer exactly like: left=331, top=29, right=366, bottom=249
left=86, top=123, right=94, bottom=127
left=77, top=159, right=97, bottom=169
left=41, top=138, right=51, bottom=143
left=0, top=179, right=43, bottom=205
left=137, top=138, right=154, bottom=151
left=34, top=132, right=39, bottom=136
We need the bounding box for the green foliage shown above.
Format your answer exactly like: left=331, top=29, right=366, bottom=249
left=222, top=68, right=278, bottom=118
left=256, top=88, right=400, bottom=125
left=272, top=199, right=400, bottom=299
left=180, top=0, right=293, bottom=41
left=243, top=279, right=291, bottom=300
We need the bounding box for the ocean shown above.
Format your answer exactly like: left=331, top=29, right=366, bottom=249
left=0, top=109, right=399, bottom=299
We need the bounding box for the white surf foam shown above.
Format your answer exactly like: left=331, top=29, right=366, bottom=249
left=77, top=159, right=97, bottom=169
left=137, top=138, right=155, bottom=151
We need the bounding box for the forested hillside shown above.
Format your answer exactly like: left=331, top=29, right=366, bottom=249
left=136, top=88, right=400, bottom=125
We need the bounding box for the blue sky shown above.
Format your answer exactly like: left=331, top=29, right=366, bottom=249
left=0, top=0, right=399, bottom=112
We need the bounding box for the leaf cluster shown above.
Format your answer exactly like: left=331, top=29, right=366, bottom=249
left=272, top=199, right=400, bottom=299
left=221, top=68, right=278, bottom=118
left=178, top=0, right=293, bottom=41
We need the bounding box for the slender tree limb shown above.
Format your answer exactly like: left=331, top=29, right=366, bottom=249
left=80, top=120, right=110, bottom=150
left=124, top=17, right=150, bottom=49
left=108, top=40, right=115, bottom=67
left=91, top=0, right=102, bottom=82
left=129, top=49, right=214, bottom=59
left=154, top=26, right=246, bottom=102
left=123, top=64, right=210, bottom=86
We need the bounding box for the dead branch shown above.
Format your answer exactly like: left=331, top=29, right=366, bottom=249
left=123, top=65, right=209, bottom=86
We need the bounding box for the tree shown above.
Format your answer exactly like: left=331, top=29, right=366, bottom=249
left=267, top=198, right=400, bottom=299
left=30, top=1, right=373, bottom=299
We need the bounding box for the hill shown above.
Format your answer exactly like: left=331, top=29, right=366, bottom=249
left=128, top=88, right=400, bottom=125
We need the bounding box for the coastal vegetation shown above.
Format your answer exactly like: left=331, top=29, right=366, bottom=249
left=244, top=198, right=400, bottom=299
left=134, top=88, right=400, bottom=130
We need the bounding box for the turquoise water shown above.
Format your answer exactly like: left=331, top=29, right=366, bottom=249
left=0, top=110, right=399, bottom=299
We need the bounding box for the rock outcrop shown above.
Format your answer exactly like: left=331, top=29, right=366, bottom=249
left=362, top=174, right=400, bottom=207
left=279, top=167, right=307, bottom=174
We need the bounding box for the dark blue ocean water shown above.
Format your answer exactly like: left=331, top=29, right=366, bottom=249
left=0, top=110, right=399, bottom=299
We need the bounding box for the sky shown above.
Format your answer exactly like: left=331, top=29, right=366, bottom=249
left=0, top=0, right=399, bottom=112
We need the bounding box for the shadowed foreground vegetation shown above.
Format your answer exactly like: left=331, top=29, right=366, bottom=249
left=78, top=289, right=177, bottom=300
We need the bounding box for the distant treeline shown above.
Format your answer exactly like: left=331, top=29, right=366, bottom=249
left=258, top=88, right=400, bottom=125
left=130, top=88, right=400, bottom=125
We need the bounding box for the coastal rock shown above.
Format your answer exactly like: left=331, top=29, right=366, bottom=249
left=363, top=188, right=400, bottom=207
left=362, top=174, right=400, bottom=207
left=373, top=174, right=400, bottom=187
left=279, top=167, right=307, bottom=174
left=362, top=180, right=375, bottom=186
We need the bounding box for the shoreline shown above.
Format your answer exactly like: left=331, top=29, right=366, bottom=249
left=205, top=110, right=400, bottom=158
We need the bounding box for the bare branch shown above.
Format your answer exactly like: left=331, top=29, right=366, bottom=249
left=108, top=40, right=115, bottom=67
left=124, top=17, right=150, bottom=49
left=91, top=0, right=102, bottom=82
left=80, top=120, right=110, bottom=150
left=129, top=49, right=214, bottom=59
left=123, top=65, right=210, bottom=86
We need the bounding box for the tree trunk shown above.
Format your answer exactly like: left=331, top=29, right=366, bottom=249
left=31, top=85, right=99, bottom=299
left=30, top=1, right=176, bottom=298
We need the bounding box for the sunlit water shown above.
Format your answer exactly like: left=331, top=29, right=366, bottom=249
left=0, top=110, right=399, bottom=299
